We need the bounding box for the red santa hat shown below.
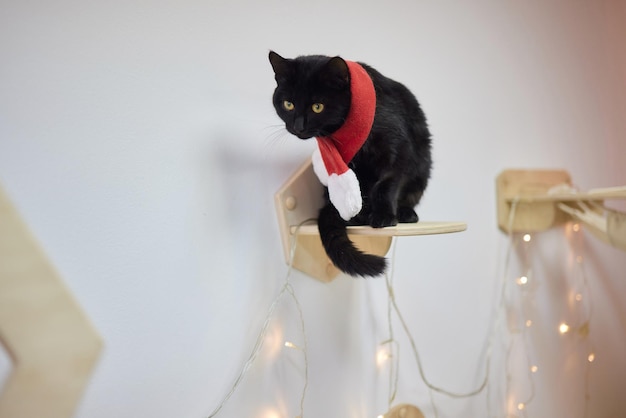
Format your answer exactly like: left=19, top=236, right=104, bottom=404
left=311, top=60, right=376, bottom=221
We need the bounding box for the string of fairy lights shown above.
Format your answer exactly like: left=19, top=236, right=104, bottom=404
left=493, top=200, right=596, bottom=418
left=208, top=201, right=597, bottom=417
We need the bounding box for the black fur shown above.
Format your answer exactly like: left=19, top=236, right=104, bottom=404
left=269, top=51, right=432, bottom=277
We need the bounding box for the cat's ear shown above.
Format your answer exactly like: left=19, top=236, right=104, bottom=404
left=321, top=56, right=349, bottom=89
left=269, top=51, right=292, bottom=82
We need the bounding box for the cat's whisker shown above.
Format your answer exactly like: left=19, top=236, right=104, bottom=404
left=261, top=124, right=286, bottom=133
left=262, top=127, right=291, bottom=155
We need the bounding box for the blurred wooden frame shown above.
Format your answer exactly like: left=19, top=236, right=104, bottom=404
left=0, top=185, right=103, bottom=418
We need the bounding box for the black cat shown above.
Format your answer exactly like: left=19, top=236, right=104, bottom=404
left=269, top=51, right=432, bottom=277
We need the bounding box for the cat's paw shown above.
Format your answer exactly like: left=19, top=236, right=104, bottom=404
left=369, top=212, right=398, bottom=228
left=397, top=207, right=419, bottom=223
left=347, top=211, right=369, bottom=226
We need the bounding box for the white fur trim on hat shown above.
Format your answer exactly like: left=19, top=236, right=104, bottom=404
left=311, top=148, right=329, bottom=186
left=328, top=169, right=362, bottom=221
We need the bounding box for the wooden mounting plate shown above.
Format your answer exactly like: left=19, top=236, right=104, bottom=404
left=496, top=169, right=573, bottom=232
left=275, top=159, right=467, bottom=282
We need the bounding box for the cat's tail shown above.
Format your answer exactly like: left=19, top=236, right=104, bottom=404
left=317, top=203, right=387, bottom=277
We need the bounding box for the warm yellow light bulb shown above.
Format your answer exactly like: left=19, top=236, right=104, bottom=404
left=517, top=402, right=525, bottom=410
left=523, top=234, right=532, bottom=242
left=573, top=223, right=580, bottom=232
left=260, top=408, right=281, bottom=418
left=588, top=353, right=595, bottom=363
left=559, top=323, right=570, bottom=334
left=284, top=341, right=302, bottom=350
left=376, top=348, right=392, bottom=368
left=525, top=319, right=533, bottom=327
left=530, top=365, right=538, bottom=373
left=575, top=293, right=583, bottom=302
left=517, top=276, right=528, bottom=285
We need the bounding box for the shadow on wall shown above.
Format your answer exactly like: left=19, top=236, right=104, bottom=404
left=196, top=131, right=310, bottom=284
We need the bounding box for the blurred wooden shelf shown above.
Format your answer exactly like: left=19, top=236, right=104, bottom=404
left=496, top=170, right=626, bottom=252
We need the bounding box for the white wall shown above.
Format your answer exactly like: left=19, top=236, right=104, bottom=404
left=1, top=1, right=625, bottom=417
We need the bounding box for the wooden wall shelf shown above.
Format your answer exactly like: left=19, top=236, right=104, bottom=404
left=276, top=159, right=466, bottom=282
left=291, top=222, right=467, bottom=237
left=496, top=170, right=626, bottom=251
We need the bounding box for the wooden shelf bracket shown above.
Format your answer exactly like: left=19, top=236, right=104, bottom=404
left=496, top=169, right=626, bottom=251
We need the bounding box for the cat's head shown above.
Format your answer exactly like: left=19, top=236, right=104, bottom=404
left=269, top=51, right=351, bottom=139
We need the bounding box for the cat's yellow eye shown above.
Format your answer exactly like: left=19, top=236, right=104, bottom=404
left=312, top=103, right=325, bottom=113
left=283, top=100, right=295, bottom=111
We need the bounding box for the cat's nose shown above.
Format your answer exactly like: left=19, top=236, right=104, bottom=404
left=293, top=116, right=305, bottom=134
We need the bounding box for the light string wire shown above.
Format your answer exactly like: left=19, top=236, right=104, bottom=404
left=383, top=264, right=490, bottom=399
left=500, top=198, right=540, bottom=417
left=495, top=195, right=596, bottom=418
left=502, top=221, right=536, bottom=417
left=381, top=234, right=493, bottom=418
left=551, top=185, right=596, bottom=418
left=383, top=238, right=400, bottom=410
left=207, top=218, right=315, bottom=418
left=487, top=197, right=520, bottom=417
left=569, top=214, right=595, bottom=418
left=521, top=237, right=537, bottom=415
left=507, top=199, right=537, bottom=417
left=382, top=238, right=439, bottom=418
left=208, top=196, right=596, bottom=418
